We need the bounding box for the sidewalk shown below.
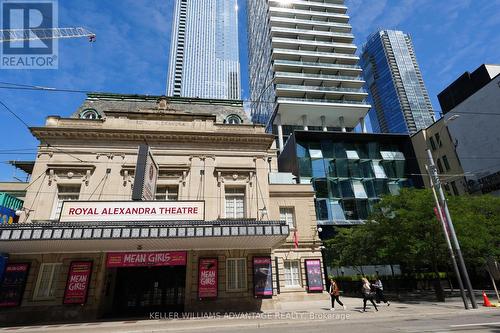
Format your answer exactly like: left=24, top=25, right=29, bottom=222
left=1, top=296, right=497, bottom=332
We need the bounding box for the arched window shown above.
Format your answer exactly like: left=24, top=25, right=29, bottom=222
left=225, top=114, right=242, bottom=125
left=79, top=109, right=100, bottom=120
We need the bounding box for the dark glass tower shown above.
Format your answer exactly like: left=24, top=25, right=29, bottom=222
left=360, top=30, right=435, bottom=134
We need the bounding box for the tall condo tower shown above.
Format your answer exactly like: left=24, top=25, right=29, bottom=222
left=361, top=30, right=435, bottom=134
left=247, top=0, right=370, bottom=151
left=167, top=0, right=241, bottom=100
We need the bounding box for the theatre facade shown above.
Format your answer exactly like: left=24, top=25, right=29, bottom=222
left=0, top=95, right=325, bottom=325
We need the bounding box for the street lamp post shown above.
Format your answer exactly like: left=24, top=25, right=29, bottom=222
left=426, top=165, right=469, bottom=309
left=426, top=149, right=478, bottom=309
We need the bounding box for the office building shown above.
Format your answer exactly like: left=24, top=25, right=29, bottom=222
left=0, top=94, right=326, bottom=325
left=278, top=131, right=422, bottom=227
left=411, top=117, right=468, bottom=196
left=413, top=64, right=500, bottom=195
left=361, top=30, right=435, bottom=134
left=438, top=64, right=500, bottom=114
left=167, top=0, right=241, bottom=100
left=247, top=0, right=370, bottom=150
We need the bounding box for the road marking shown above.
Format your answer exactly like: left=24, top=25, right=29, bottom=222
left=450, top=321, right=500, bottom=328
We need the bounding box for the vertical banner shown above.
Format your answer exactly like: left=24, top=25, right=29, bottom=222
left=63, top=261, right=93, bottom=305
left=0, top=263, right=30, bottom=307
left=198, top=258, right=217, bottom=299
left=132, top=144, right=159, bottom=201
left=253, top=257, right=273, bottom=297
left=305, top=259, right=323, bottom=292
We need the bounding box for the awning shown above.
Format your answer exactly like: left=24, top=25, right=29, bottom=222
left=0, top=221, right=289, bottom=254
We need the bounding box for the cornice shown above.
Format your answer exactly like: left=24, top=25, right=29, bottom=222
left=30, top=127, right=275, bottom=149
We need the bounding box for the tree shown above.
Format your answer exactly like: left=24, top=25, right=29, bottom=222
left=323, top=188, right=500, bottom=301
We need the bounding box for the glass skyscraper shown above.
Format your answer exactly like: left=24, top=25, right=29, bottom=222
left=167, top=0, right=241, bottom=100
left=360, top=30, right=435, bottom=134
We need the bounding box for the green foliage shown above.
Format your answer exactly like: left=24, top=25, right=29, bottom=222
left=332, top=272, right=447, bottom=282
left=324, top=189, right=500, bottom=275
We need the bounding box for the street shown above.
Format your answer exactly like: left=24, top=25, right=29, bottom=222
left=1, top=297, right=499, bottom=333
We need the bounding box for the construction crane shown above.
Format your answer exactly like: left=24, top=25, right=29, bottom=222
left=0, top=27, right=96, bottom=43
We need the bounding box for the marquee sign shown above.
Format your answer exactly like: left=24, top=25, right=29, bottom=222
left=59, top=201, right=205, bottom=222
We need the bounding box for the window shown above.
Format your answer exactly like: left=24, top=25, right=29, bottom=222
left=284, top=261, right=301, bottom=287
left=442, top=155, right=451, bottom=171
left=309, top=149, right=323, bottom=159
left=451, top=181, right=459, bottom=196
left=429, top=137, right=437, bottom=150
left=279, top=207, right=295, bottom=229
left=435, top=133, right=442, bottom=147
left=225, top=187, right=245, bottom=219
left=155, top=185, right=178, bottom=201
left=345, top=150, right=360, bottom=160
left=352, top=180, right=368, bottom=199
left=52, top=184, right=80, bottom=219
left=372, top=161, right=387, bottom=179
left=33, top=263, right=61, bottom=300
left=225, top=114, right=243, bottom=125
left=380, top=151, right=405, bottom=160
left=79, top=109, right=99, bottom=119
left=437, top=159, right=444, bottom=173
left=226, top=258, right=247, bottom=291
left=388, top=181, right=402, bottom=195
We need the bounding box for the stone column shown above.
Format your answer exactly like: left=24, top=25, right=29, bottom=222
left=276, top=113, right=284, bottom=153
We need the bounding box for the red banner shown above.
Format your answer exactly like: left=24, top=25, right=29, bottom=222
left=63, top=261, right=92, bottom=305
left=198, top=258, right=217, bottom=299
left=106, top=251, right=187, bottom=268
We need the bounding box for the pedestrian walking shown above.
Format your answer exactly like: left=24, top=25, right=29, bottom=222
left=361, top=277, right=378, bottom=312
left=373, top=276, right=390, bottom=306
left=329, top=277, right=346, bottom=311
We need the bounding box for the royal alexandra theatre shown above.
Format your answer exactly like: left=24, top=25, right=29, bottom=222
left=0, top=95, right=326, bottom=325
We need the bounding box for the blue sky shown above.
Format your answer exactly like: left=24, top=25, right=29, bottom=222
left=0, top=0, right=499, bottom=181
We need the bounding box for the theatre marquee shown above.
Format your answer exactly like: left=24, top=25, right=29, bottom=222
left=59, top=201, right=205, bottom=223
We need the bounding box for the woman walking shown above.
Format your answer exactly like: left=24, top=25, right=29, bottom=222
left=373, top=276, right=390, bottom=306
left=361, top=277, right=378, bottom=312
left=329, top=277, right=346, bottom=311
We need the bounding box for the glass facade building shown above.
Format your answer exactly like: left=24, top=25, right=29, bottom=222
left=278, top=131, right=421, bottom=225
left=360, top=30, right=435, bottom=135
left=167, top=0, right=241, bottom=100
left=247, top=0, right=370, bottom=148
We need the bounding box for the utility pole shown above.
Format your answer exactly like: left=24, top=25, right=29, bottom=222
left=426, top=165, right=469, bottom=309
left=426, top=149, right=478, bottom=309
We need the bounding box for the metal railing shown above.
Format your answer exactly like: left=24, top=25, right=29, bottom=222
left=275, top=71, right=363, bottom=81
left=274, top=59, right=361, bottom=70
left=277, top=84, right=367, bottom=93
left=278, top=97, right=369, bottom=106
